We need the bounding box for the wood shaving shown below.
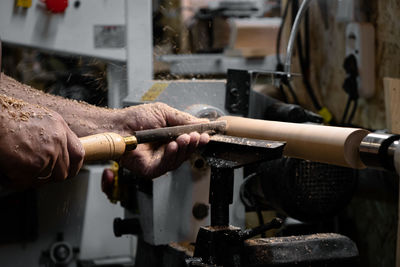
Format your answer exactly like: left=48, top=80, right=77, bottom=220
left=0, top=93, right=54, bottom=122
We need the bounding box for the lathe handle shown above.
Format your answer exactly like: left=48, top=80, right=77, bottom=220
left=79, top=132, right=131, bottom=162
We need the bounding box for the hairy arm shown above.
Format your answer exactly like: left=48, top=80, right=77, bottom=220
left=0, top=73, right=202, bottom=136
left=0, top=73, right=118, bottom=137
left=0, top=73, right=209, bottom=182
left=0, top=94, right=84, bottom=188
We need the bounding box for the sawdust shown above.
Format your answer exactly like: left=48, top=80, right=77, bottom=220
left=0, top=93, right=54, bottom=122
left=168, top=242, right=195, bottom=257
left=204, top=225, right=241, bottom=232
left=0, top=73, right=209, bottom=139
left=0, top=94, right=31, bottom=122
left=245, top=233, right=343, bottom=245
left=0, top=94, right=25, bottom=109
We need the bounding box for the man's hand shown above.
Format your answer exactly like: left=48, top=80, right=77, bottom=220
left=0, top=94, right=84, bottom=189
left=0, top=75, right=209, bottom=177
left=114, top=102, right=209, bottom=178
left=102, top=102, right=210, bottom=198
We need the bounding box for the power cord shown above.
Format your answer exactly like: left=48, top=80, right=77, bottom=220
left=239, top=172, right=267, bottom=237
left=276, top=0, right=336, bottom=124
left=276, top=0, right=291, bottom=68
left=341, top=54, right=359, bottom=125
left=276, top=0, right=301, bottom=105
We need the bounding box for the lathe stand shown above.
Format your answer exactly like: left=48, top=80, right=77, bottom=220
left=187, top=135, right=285, bottom=266
left=115, top=134, right=359, bottom=267
left=186, top=135, right=359, bottom=267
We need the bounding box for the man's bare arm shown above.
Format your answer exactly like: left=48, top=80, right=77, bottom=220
left=1, top=73, right=203, bottom=136
left=0, top=73, right=209, bottom=180
left=0, top=94, right=84, bottom=188
left=0, top=73, right=118, bottom=137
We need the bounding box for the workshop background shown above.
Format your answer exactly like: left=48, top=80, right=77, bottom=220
left=1, top=0, right=400, bottom=267
left=299, top=2, right=400, bottom=265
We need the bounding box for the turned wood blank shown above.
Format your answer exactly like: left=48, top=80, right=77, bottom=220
left=219, top=116, right=370, bottom=169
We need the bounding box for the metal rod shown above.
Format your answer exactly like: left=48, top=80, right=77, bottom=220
left=135, top=120, right=227, bottom=144
left=209, top=167, right=234, bottom=226
left=359, top=133, right=400, bottom=171
left=284, top=0, right=313, bottom=77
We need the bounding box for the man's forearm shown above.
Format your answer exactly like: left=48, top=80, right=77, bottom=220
left=0, top=73, right=119, bottom=137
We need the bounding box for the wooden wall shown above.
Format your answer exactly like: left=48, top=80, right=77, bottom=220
left=292, top=0, right=400, bottom=130
left=298, top=2, right=400, bottom=266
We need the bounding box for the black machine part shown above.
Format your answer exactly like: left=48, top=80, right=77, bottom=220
left=248, top=89, right=323, bottom=123
left=40, top=233, right=80, bottom=267
left=225, top=69, right=322, bottom=124
left=190, top=224, right=358, bottom=267
left=247, top=158, right=357, bottom=222
left=192, top=219, right=284, bottom=267
left=202, top=134, right=285, bottom=227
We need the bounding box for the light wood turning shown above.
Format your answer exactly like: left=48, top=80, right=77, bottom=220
left=219, top=116, right=370, bottom=169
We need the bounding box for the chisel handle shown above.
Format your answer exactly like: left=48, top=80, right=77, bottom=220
left=79, top=133, right=137, bottom=162
left=79, top=121, right=227, bottom=162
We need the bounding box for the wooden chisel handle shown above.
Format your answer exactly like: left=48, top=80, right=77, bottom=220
left=79, top=120, right=227, bottom=162
left=79, top=132, right=137, bottom=162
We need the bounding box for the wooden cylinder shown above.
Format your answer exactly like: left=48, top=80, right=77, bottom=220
left=219, top=116, right=370, bottom=169
left=80, top=132, right=128, bottom=162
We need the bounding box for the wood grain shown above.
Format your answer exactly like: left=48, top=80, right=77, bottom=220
left=219, top=116, right=370, bottom=169
left=384, top=78, right=400, bottom=134
left=80, top=132, right=126, bottom=162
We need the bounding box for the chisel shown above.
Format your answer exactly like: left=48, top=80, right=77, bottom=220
left=79, top=120, right=227, bottom=161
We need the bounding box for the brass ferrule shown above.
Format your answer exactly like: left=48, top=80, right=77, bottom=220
left=124, top=136, right=138, bottom=151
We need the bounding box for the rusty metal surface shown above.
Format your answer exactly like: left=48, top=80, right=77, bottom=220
left=244, top=233, right=359, bottom=266
left=202, top=135, right=285, bottom=169
left=210, top=135, right=283, bottom=148
left=202, top=225, right=241, bottom=232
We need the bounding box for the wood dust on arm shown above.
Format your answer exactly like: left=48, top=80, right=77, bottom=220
left=0, top=73, right=118, bottom=137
